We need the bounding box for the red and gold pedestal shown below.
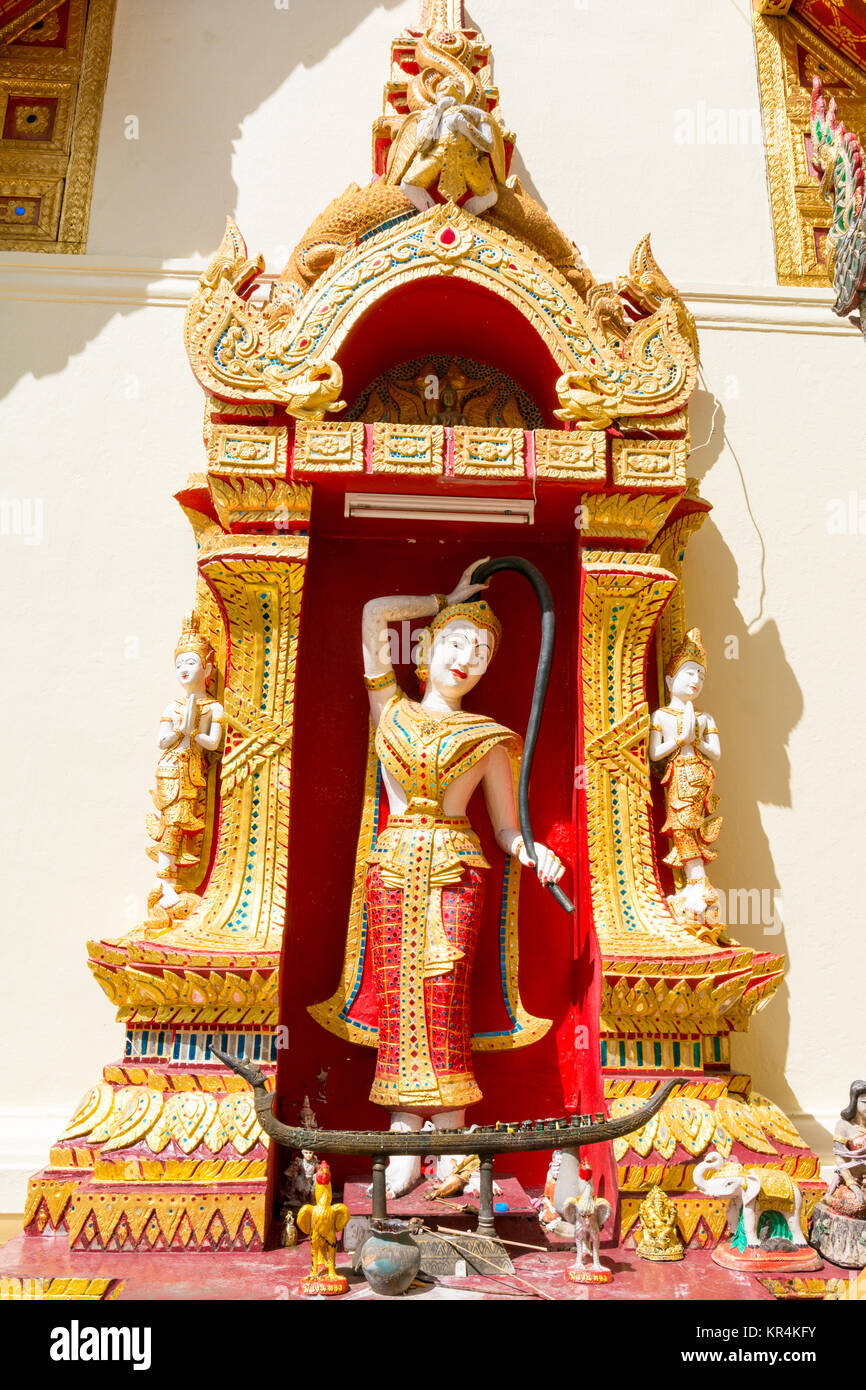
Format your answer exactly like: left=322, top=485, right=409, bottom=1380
left=25, top=1037, right=275, bottom=1253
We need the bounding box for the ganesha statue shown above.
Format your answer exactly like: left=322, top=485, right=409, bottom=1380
left=145, top=613, right=224, bottom=914
left=649, top=628, right=725, bottom=943
left=636, top=1186, right=684, bottom=1262
left=311, top=561, right=565, bottom=1195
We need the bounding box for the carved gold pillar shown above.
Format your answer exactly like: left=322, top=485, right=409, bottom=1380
left=579, top=548, right=784, bottom=1064
left=578, top=543, right=818, bottom=1251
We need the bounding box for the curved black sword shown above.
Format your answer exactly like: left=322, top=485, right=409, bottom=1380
left=470, top=556, right=575, bottom=914
left=211, top=1049, right=675, bottom=1156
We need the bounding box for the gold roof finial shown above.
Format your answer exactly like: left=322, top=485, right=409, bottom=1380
left=423, top=0, right=465, bottom=33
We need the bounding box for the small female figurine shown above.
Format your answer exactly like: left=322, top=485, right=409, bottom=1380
left=826, top=1080, right=866, bottom=1219
left=649, top=628, right=724, bottom=941
left=339, top=560, right=564, bottom=1195
left=146, top=613, right=224, bottom=911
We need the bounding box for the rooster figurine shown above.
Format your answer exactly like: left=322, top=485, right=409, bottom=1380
left=297, top=1160, right=351, bottom=1296
left=562, top=1159, right=613, bottom=1286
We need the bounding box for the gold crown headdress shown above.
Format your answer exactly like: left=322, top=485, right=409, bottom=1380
left=415, top=599, right=502, bottom=684
left=174, top=612, right=214, bottom=667
left=666, top=627, right=707, bottom=681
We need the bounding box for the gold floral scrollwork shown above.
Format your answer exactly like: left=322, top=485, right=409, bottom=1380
left=617, top=234, right=700, bottom=365
left=208, top=424, right=287, bottom=475
left=293, top=421, right=365, bottom=473
left=611, top=438, right=688, bottom=490
left=420, top=206, right=476, bottom=271
left=371, top=422, right=445, bottom=474
left=452, top=426, right=525, bottom=476
left=184, top=219, right=345, bottom=417
left=534, top=428, right=606, bottom=481
left=615, top=299, right=699, bottom=414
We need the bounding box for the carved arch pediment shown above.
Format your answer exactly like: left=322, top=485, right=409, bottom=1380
left=185, top=203, right=698, bottom=423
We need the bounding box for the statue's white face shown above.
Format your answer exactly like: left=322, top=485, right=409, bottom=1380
left=857, top=1092, right=866, bottom=1124
left=666, top=660, right=705, bottom=703
left=427, top=619, right=492, bottom=698
left=175, top=652, right=209, bottom=692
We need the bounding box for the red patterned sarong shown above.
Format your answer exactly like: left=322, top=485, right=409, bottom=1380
left=366, top=862, right=484, bottom=1109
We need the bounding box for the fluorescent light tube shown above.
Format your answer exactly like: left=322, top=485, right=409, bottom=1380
left=344, top=493, right=534, bottom=525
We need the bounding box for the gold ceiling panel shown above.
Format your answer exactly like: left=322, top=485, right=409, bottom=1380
left=0, top=0, right=115, bottom=253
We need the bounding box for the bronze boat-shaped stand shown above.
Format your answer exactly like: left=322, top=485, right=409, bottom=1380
left=212, top=1049, right=676, bottom=1239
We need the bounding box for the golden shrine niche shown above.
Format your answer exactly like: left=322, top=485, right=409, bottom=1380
left=19, top=0, right=821, bottom=1261
left=754, top=0, right=866, bottom=284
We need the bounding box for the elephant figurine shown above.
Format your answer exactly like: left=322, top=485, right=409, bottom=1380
left=693, top=1151, right=821, bottom=1271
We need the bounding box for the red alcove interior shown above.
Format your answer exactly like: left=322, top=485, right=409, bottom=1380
left=276, top=500, right=608, bottom=1189
left=273, top=268, right=614, bottom=1195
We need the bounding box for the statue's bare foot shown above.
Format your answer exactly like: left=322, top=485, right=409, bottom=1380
left=464, top=1170, right=502, bottom=1197
left=159, top=883, right=181, bottom=909
left=400, top=181, right=435, bottom=213
left=465, top=190, right=498, bottom=215
left=382, top=1153, right=421, bottom=1198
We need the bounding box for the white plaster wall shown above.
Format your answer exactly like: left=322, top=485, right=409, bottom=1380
left=0, top=0, right=860, bottom=1208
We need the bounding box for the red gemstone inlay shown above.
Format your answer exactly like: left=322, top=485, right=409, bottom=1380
left=440, top=227, right=457, bottom=246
